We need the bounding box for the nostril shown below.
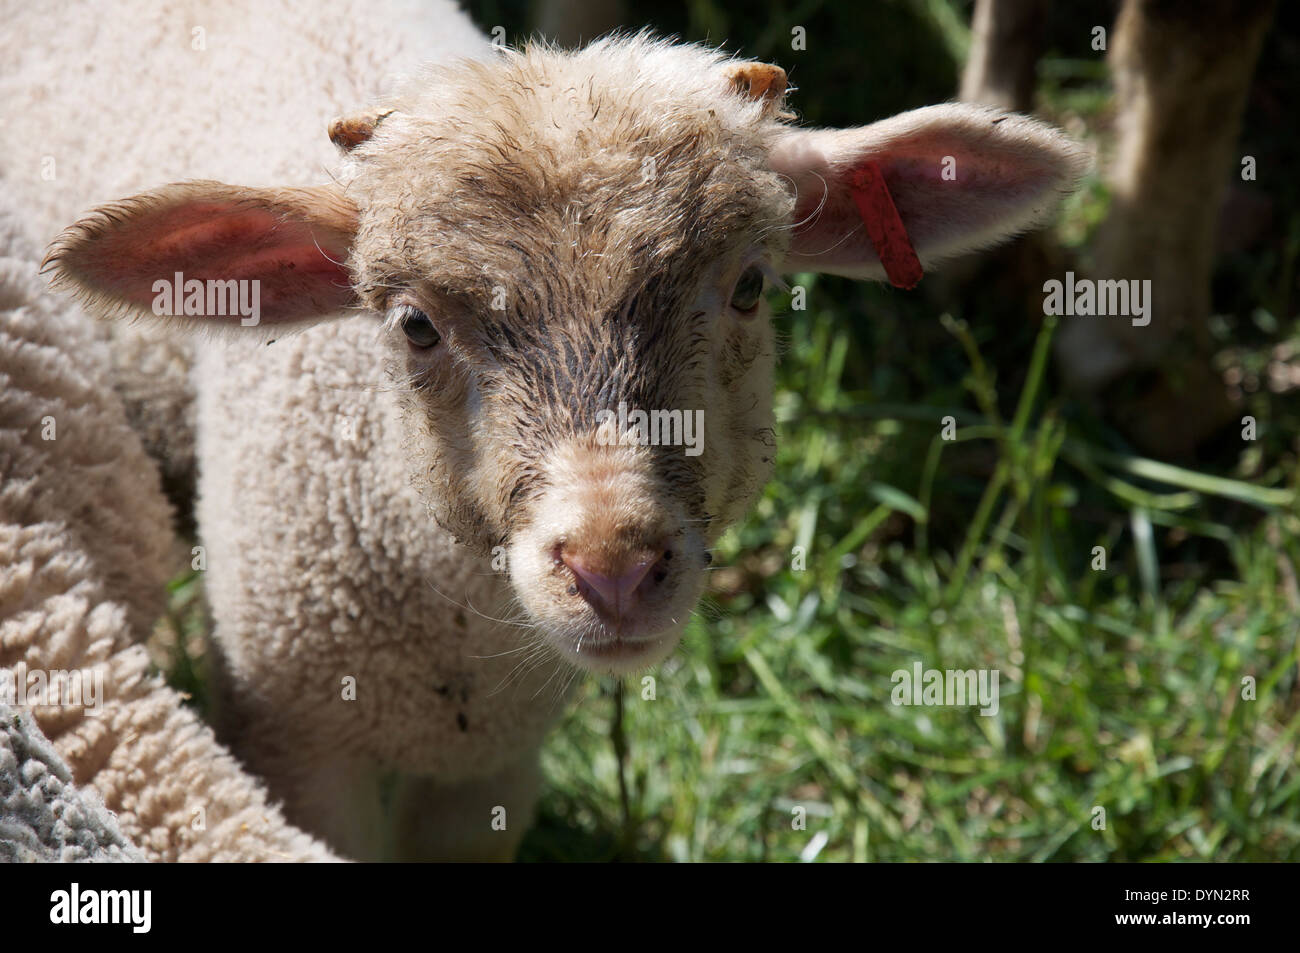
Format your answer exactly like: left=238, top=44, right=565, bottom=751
left=560, top=544, right=666, bottom=617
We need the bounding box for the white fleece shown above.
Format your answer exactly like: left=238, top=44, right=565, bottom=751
left=0, top=203, right=339, bottom=862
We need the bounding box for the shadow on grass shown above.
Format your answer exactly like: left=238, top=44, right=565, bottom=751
left=517, top=800, right=668, bottom=862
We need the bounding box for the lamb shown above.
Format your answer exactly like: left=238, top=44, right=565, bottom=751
left=0, top=206, right=339, bottom=862
left=41, top=19, right=1087, bottom=859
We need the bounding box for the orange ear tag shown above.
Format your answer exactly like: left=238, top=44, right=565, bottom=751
left=850, top=161, right=924, bottom=290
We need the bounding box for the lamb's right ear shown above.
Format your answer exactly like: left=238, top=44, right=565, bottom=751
left=329, top=107, right=395, bottom=152
left=43, top=181, right=358, bottom=330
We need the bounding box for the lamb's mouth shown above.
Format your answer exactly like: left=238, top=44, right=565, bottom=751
left=551, top=628, right=678, bottom=673
left=572, top=635, right=659, bottom=658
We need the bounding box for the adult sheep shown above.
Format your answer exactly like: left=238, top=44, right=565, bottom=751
left=40, top=13, right=1087, bottom=859
left=0, top=205, right=338, bottom=862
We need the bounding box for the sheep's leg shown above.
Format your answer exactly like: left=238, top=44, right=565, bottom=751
left=388, top=753, right=543, bottom=862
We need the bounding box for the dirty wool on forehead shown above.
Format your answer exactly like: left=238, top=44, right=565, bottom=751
left=348, top=39, right=791, bottom=548
left=349, top=38, right=795, bottom=306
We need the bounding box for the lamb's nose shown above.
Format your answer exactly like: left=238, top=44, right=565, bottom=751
left=561, top=547, right=662, bottom=619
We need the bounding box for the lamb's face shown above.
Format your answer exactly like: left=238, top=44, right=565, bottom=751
left=345, top=47, right=793, bottom=673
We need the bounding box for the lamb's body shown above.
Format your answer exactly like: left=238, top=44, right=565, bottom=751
left=196, top=324, right=556, bottom=858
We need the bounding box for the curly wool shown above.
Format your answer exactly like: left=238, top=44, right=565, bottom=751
left=0, top=703, right=142, bottom=863
left=0, top=209, right=338, bottom=863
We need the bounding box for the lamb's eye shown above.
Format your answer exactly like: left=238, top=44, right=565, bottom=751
left=398, top=306, right=441, bottom=349
left=729, top=266, right=765, bottom=314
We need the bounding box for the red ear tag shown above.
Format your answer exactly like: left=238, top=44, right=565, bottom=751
left=850, top=161, right=923, bottom=290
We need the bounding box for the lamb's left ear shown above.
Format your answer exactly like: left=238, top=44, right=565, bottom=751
left=770, top=104, right=1090, bottom=286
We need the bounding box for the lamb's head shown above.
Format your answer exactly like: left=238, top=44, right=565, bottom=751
left=44, top=37, right=1087, bottom=674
